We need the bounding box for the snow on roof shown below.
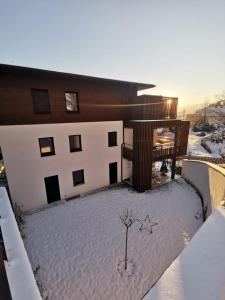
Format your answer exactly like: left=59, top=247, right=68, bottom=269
left=143, top=206, right=225, bottom=300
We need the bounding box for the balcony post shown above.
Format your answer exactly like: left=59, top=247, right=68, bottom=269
left=171, top=123, right=180, bottom=179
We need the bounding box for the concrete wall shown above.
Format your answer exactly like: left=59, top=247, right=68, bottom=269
left=0, top=187, right=42, bottom=300
left=182, top=160, right=225, bottom=217
left=0, top=121, right=123, bottom=210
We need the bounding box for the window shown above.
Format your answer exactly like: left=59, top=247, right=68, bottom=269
left=72, top=169, right=84, bottom=186
left=108, top=132, right=117, bottom=147
left=32, top=89, right=50, bottom=113
left=69, top=135, right=82, bottom=152
left=65, top=91, right=79, bottom=112
left=39, top=137, right=55, bottom=157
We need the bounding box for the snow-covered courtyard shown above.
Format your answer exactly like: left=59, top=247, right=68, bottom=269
left=24, top=180, right=203, bottom=300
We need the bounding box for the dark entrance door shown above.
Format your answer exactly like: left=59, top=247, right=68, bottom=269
left=109, top=162, right=118, bottom=184
left=44, top=175, right=61, bottom=203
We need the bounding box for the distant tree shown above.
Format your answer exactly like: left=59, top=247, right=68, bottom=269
left=215, top=91, right=225, bottom=105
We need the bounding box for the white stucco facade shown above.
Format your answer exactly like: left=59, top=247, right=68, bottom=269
left=0, top=121, right=123, bottom=210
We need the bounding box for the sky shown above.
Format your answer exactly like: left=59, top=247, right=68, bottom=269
left=0, top=0, right=225, bottom=109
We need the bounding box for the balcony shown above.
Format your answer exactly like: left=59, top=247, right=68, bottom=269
left=122, top=143, right=176, bottom=162
left=152, top=146, right=174, bottom=161
left=122, top=143, right=133, bottom=161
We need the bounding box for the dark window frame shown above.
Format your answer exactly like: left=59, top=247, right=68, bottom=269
left=69, top=135, right=82, bottom=152
left=65, top=91, right=80, bottom=113
left=72, top=169, right=85, bottom=186
left=39, top=137, right=55, bottom=157
left=108, top=131, right=118, bottom=147
left=31, top=88, right=51, bottom=114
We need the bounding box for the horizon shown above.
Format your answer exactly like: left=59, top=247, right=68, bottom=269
left=1, top=0, right=225, bottom=107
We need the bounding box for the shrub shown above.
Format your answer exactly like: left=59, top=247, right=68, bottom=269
left=13, top=202, right=25, bottom=238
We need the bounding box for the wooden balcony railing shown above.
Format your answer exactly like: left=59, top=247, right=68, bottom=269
left=152, top=146, right=175, bottom=161
left=123, top=143, right=176, bottom=162
left=122, top=143, right=133, bottom=161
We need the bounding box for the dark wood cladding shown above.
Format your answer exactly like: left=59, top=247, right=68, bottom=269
left=0, top=64, right=156, bottom=126
left=0, top=71, right=137, bottom=125
left=176, top=120, right=190, bottom=156
left=0, top=64, right=181, bottom=126
left=128, top=95, right=178, bottom=120
left=132, top=123, right=153, bottom=192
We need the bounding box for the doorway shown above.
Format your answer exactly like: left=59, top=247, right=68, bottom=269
left=109, top=162, right=118, bottom=184
left=44, top=175, right=61, bottom=203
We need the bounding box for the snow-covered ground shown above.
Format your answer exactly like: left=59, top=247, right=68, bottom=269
left=188, top=130, right=225, bottom=158
left=187, top=131, right=213, bottom=157
left=188, top=121, right=225, bottom=158
left=203, top=139, right=225, bottom=157
left=201, top=130, right=225, bottom=157
left=24, top=180, right=202, bottom=300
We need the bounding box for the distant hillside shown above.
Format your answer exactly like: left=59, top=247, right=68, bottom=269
left=196, top=101, right=225, bottom=116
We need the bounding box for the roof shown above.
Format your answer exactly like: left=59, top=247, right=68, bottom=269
left=0, top=64, right=155, bottom=91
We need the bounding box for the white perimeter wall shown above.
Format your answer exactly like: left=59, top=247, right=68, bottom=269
left=0, top=187, right=42, bottom=300
left=182, top=160, right=225, bottom=217
left=0, top=121, right=123, bottom=210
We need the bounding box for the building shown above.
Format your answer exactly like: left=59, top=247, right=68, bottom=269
left=0, top=64, right=189, bottom=210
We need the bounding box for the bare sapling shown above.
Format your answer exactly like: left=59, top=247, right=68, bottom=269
left=120, top=209, right=136, bottom=270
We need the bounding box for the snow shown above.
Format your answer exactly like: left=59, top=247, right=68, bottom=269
left=24, top=180, right=202, bottom=300
left=0, top=187, right=42, bottom=300
left=187, top=131, right=214, bottom=157
left=143, top=206, right=225, bottom=300
left=188, top=121, right=225, bottom=158
left=201, top=129, right=225, bottom=157
left=203, top=139, right=225, bottom=157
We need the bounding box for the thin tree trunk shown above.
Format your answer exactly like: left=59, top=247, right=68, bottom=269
left=125, top=227, right=128, bottom=270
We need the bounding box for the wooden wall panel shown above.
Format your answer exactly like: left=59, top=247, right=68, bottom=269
left=0, top=72, right=137, bottom=125
left=0, top=66, right=178, bottom=126
left=132, top=123, right=153, bottom=192
left=177, top=121, right=190, bottom=156
left=129, top=95, right=178, bottom=120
